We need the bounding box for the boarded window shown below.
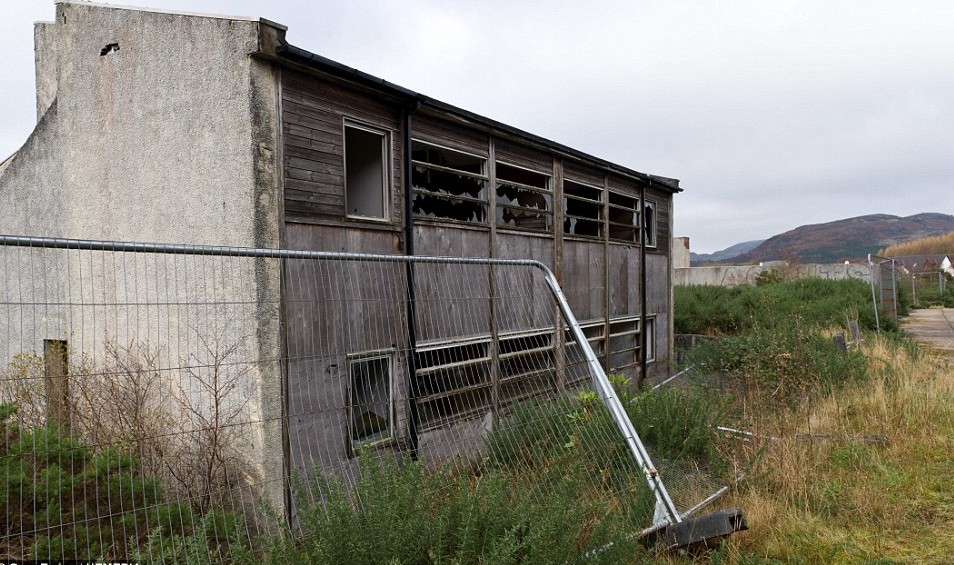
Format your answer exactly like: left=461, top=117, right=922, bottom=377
left=349, top=355, right=393, bottom=446
left=345, top=123, right=389, bottom=220
left=563, top=180, right=603, bottom=238
left=608, top=191, right=637, bottom=242
left=411, top=140, right=488, bottom=224
left=496, top=163, right=552, bottom=232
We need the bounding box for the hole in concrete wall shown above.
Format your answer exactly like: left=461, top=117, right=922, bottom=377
left=100, top=43, right=120, bottom=56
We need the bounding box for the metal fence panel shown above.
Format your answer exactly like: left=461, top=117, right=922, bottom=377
left=0, top=235, right=720, bottom=561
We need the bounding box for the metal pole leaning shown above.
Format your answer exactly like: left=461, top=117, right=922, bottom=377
left=535, top=263, right=682, bottom=526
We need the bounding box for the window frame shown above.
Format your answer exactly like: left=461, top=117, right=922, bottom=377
left=343, top=120, right=391, bottom=222
left=642, top=200, right=658, bottom=248
left=607, top=190, right=638, bottom=243
left=495, top=161, right=553, bottom=233
left=563, top=179, right=604, bottom=239
left=410, top=139, right=489, bottom=225
left=348, top=351, right=396, bottom=449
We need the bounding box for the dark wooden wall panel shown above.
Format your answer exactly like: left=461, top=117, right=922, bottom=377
left=607, top=174, right=641, bottom=197
left=495, top=233, right=556, bottom=332
left=608, top=244, right=639, bottom=318
left=494, top=138, right=552, bottom=172
left=413, top=225, right=492, bottom=343
left=282, top=70, right=403, bottom=226
left=562, top=160, right=605, bottom=188
left=561, top=240, right=604, bottom=323
left=413, top=115, right=490, bottom=156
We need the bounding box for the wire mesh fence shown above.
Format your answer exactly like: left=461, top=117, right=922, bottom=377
left=0, top=235, right=728, bottom=561
left=868, top=254, right=898, bottom=328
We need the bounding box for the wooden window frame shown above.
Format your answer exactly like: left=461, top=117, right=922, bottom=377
left=348, top=352, right=396, bottom=449
left=410, top=139, right=489, bottom=225
left=495, top=161, right=553, bottom=233
left=343, top=120, right=391, bottom=222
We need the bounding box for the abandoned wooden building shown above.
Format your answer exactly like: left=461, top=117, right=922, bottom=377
left=0, top=2, right=682, bottom=512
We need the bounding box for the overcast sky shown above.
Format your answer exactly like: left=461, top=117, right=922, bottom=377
left=3, top=1, right=953, bottom=253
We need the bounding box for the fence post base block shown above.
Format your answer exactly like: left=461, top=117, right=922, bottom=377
left=643, top=507, right=748, bottom=550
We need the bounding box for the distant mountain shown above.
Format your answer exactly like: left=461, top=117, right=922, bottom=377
left=690, top=240, right=765, bottom=265
left=732, top=213, right=954, bottom=264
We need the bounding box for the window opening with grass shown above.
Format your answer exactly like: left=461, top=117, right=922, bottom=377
left=411, top=140, right=488, bottom=224
left=496, top=163, right=552, bottom=232
left=344, top=122, right=389, bottom=220
left=563, top=180, right=603, bottom=238
left=349, top=354, right=394, bottom=446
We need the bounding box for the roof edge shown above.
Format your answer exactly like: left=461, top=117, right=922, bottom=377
left=275, top=42, right=682, bottom=193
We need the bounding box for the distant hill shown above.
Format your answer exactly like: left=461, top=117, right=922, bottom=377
left=732, top=213, right=954, bottom=264
left=690, top=240, right=764, bottom=265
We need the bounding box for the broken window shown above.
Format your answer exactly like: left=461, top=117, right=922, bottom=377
left=643, top=201, right=657, bottom=247
left=608, top=191, right=637, bottom=243
left=349, top=354, right=393, bottom=446
left=495, top=163, right=552, bottom=232
left=345, top=123, right=389, bottom=220
left=411, top=329, right=559, bottom=428
left=563, top=180, right=603, bottom=238
left=497, top=331, right=557, bottom=406
left=608, top=317, right=640, bottom=373
left=565, top=321, right=606, bottom=385
left=413, top=339, right=492, bottom=430
left=411, top=140, right=488, bottom=224
left=644, top=317, right=656, bottom=362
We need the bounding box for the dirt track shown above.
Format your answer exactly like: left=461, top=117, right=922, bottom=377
left=901, top=308, right=954, bottom=357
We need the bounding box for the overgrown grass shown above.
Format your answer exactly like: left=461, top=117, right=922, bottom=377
left=675, top=278, right=895, bottom=336
left=671, top=278, right=954, bottom=562
left=711, top=337, right=954, bottom=563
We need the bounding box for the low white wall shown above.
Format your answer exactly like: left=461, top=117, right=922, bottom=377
left=674, top=262, right=872, bottom=287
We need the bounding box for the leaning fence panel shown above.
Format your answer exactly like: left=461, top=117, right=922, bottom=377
left=0, top=235, right=724, bottom=561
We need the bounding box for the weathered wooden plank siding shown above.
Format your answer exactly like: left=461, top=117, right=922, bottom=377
left=561, top=240, right=605, bottom=323
left=607, top=243, right=639, bottom=318
left=562, top=160, right=605, bottom=189
left=494, top=138, right=552, bottom=172
left=413, top=224, right=492, bottom=343
left=281, top=69, right=403, bottom=226
left=413, top=114, right=490, bottom=156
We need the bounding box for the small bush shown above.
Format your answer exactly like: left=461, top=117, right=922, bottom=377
left=264, top=453, right=648, bottom=564
left=0, top=402, right=245, bottom=562
left=690, top=320, right=868, bottom=404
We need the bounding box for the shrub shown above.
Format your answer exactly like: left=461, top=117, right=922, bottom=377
left=676, top=278, right=896, bottom=336
left=0, top=402, right=245, bottom=562
left=263, top=453, right=648, bottom=564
